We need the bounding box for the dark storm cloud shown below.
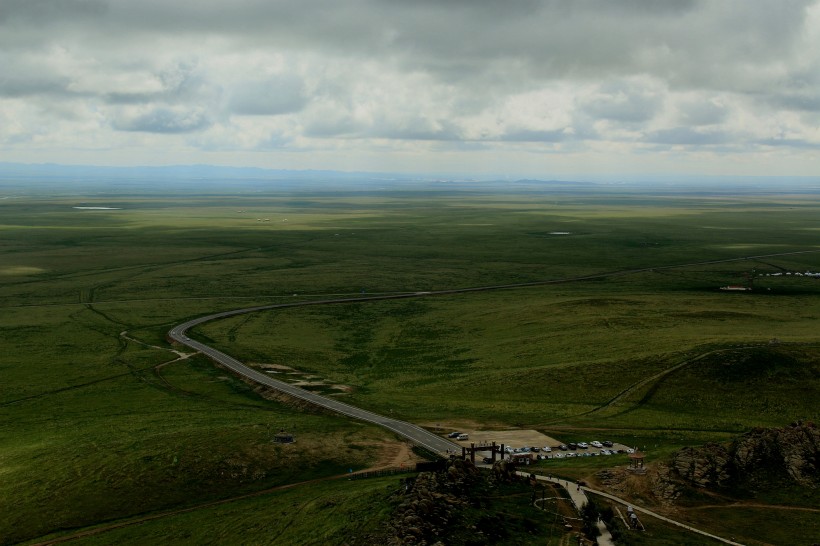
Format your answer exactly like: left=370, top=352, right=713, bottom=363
left=499, top=129, right=569, bottom=143
left=758, top=137, right=820, bottom=149
left=228, top=76, right=307, bottom=116
left=769, top=74, right=820, bottom=112
left=112, top=107, right=213, bottom=133
left=303, top=115, right=365, bottom=138
left=6, top=1, right=811, bottom=91
left=0, top=0, right=107, bottom=23
left=677, top=100, right=729, bottom=126
left=775, top=94, right=820, bottom=112
left=0, top=52, right=74, bottom=98
left=2, top=1, right=815, bottom=104
left=0, top=74, right=73, bottom=97
left=645, top=127, right=732, bottom=146
left=103, top=61, right=216, bottom=106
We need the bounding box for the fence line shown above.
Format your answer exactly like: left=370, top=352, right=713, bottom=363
left=348, top=467, right=417, bottom=480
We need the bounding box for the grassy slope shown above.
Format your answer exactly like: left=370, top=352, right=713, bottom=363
left=36, top=477, right=397, bottom=546
left=196, top=282, right=820, bottom=432
left=2, top=185, right=820, bottom=544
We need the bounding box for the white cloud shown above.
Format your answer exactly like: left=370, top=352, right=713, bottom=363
left=0, top=0, right=819, bottom=176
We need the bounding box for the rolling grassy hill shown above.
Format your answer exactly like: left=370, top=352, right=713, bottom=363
left=2, top=180, right=819, bottom=544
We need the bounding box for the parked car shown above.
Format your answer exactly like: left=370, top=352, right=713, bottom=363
left=577, top=442, right=589, bottom=449
left=447, top=432, right=461, bottom=438
left=482, top=456, right=494, bottom=464
left=456, top=433, right=469, bottom=441
left=542, top=446, right=552, bottom=452
left=590, top=441, right=603, bottom=448
left=559, top=444, right=568, bottom=451
left=568, top=443, right=578, bottom=450
left=531, top=446, right=540, bottom=452
left=602, top=440, right=614, bottom=447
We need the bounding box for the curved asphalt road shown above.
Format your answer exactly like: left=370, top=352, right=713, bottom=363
left=168, top=249, right=820, bottom=456
left=168, top=295, right=462, bottom=455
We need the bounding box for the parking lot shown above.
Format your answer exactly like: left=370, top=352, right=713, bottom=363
left=443, top=428, right=634, bottom=461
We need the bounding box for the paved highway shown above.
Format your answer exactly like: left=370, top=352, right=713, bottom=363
left=168, top=299, right=461, bottom=455
left=168, top=249, right=820, bottom=456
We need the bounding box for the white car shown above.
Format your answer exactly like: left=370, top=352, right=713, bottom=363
left=577, top=442, right=589, bottom=449
left=590, top=441, right=603, bottom=448
left=542, top=446, right=552, bottom=452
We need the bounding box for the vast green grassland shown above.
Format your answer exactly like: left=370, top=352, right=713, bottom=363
left=2, top=180, right=819, bottom=544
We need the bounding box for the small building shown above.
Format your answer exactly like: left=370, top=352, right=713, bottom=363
left=510, top=453, right=534, bottom=465
left=273, top=430, right=295, bottom=444
left=628, top=451, right=646, bottom=473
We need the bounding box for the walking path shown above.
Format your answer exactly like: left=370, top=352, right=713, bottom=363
left=584, top=485, right=744, bottom=545
left=517, top=471, right=744, bottom=546
left=517, top=472, right=615, bottom=546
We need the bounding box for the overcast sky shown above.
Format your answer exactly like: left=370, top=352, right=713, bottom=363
left=1, top=0, right=819, bottom=178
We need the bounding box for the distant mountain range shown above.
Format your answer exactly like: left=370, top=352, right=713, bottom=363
left=1, top=162, right=819, bottom=193
left=0, top=162, right=401, bottom=181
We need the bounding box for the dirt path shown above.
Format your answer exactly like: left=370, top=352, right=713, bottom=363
left=361, top=441, right=423, bottom=472
left=27, top=474, right=352, bottom=546
left=582, top=485, right=744, bottom=545
left=29, top=440, right=420, bottom=545
left=29, top=438, right=422, bottom=545
left=686, top=503, right=820, bottom=512
left=120, top=330, right=194, bottom=360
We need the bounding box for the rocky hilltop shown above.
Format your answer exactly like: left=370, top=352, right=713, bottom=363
left=381, top=458, right=556, bottom=545
left=672, top=421, right=819, bottom=489
left=385, top=459, right=480, bottom=545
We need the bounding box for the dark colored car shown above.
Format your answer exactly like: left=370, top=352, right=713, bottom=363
left=559, top=444, right=568, bottom=451
left=568, top=442, right=578, bottom=450
left=482, top=456, right=494, bottom=464
left=447, top=432, right=461, bottom=438
left=603, top=440, right=614, bottom=447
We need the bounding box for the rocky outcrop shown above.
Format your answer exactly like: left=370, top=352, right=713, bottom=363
left=672, top=421, right=819, bottom=490
left=491, top=459, right=519, bottom=482
left=596, top=466, right=682, bottom=506
left=648, top=464, right=682, bottom=504
left=385, top=458, right=480, bottom=545
left=672, top=443, right=731, bottom=488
